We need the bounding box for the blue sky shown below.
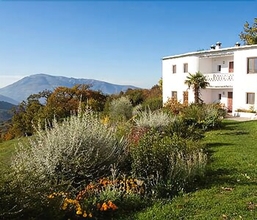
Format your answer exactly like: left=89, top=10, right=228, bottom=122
left=0, top=1, right=256, bottom=89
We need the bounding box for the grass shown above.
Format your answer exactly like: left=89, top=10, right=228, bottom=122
left=1, top=120, right=257, bottom=219
left=124, top=120, right=257, bottom=219
left=0, top=138, right=19, bottom=173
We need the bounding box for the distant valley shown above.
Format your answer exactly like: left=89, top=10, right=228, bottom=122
left=0, top=74, right=139, bottom=103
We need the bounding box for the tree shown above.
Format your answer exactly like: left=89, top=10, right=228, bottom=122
left=45, top=84, right=107, bottom=120
left=239, top=18, right=257, bottom=45
left=184, top=71, right=209, bottom=104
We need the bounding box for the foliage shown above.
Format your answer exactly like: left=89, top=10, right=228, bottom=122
left=141, top=97, right=163, bottom=111
left=184, top=71, right=210, bottom=104
left=47, top=177, right=149, bottom=220
left=133, top=108, right=171, bottom=128
left=182, top=103, right=225, bottom=130
left=7, top=108, right=127, bottom=219
left=109, top=96, right=133, bottom=122
left=130, top=128, right=207, bottom=198
left=7, top=85, right=107, bottom=139
left=12, top=109, right=127, bottom=189
left=45, top=84, right=106, bottom=120
left=239, top=17, right=257, bottom=45
left=236, top=106, right=256, bottom=113
left=126, top=120, right=257, bottom=219
left=163, top=97, right=188, bottom=115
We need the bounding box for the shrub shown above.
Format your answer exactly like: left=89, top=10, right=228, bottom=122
left=109, top=96, right=133, bottom=122
left=130, top=129, right=207, bottom=198
left=163, top=97, right=187, bottom=115
left=9, top=109, right=127, bottom=218
left=47, top=177, right=148, bottom=219
left=182, top=103, right=224, bottom=130
left=133, top=108, right=171, bottom=128
left=141, top=97, right=163, bottom=111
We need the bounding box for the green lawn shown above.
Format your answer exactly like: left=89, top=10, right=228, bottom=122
left=127, top=120, right=257, bottom=220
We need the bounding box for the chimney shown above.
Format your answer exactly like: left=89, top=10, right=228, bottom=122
left=235, top=42, right=241, bottom=47
left=215, top=42, right=222, bottom=49
left=210, top=45, right=215, bottom=50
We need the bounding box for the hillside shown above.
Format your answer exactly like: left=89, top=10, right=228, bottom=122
left=0, top=74, right=139, bottom=102
left=0, top=94, right=18, bottom=105
left=0, top=101, right=15, bottom=122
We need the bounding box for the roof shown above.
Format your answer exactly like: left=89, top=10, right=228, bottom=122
left=162, top=44, right=257, bottom=60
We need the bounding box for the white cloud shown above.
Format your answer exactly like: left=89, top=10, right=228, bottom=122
left=0, top=75, right=26, bottom=88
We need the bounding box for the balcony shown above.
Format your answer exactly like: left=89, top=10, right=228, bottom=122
left=204, top=73, right=234, bottom=88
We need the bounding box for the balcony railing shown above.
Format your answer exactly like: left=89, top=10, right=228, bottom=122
left=204, top=73, right=234, bottom=87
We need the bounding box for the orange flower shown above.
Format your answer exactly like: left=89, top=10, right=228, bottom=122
left=100, top=202, right=108, bottom=211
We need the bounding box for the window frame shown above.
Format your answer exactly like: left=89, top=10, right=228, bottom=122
left=171, top=91, right=178, bottom=100
left=183, top=63, right=188, bottom=73
left=172, top=65, right=176, bottom=74
left=247, top=57, right=257, bottom=74
left=246, top=92, right=255, bottom=104
left=229, top=61, right=234, bottom=73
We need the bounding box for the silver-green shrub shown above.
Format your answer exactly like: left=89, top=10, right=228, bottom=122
left=109, top=96, right=133, bottom=122
left=12, top=109, right=127, bottom=190
left=133, top=108, right=172, bottom=128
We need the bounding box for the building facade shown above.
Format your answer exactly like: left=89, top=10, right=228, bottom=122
left=162, top=42, right=257, bottom=115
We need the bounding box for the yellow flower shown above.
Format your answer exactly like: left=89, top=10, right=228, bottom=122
left=83, top=211, right=87, bottom=217
left=76, top=210, right=82, bottom=215
left=88, top=213, right=93, bottom=217
left=48, top=194, right=54, bottom=199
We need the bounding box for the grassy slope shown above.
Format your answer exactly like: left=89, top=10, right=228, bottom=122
left=130, top=120, right=257, bottom=220
left=0, top=139, right=20, bottom=174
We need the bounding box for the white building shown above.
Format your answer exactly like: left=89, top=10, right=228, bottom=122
left=162, top=42, right=257, bottom=115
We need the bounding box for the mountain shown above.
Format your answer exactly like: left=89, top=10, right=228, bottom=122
left=0, top=94, right=19, bottom=105
left=0, top=74, right=139, bottom=102
left=0, top=101, right=16, bottom=122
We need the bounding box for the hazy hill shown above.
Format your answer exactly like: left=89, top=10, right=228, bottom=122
left=0, top=94, right=19, bottom=105
left=0, top=101, right=15, bottom=122
left=0, top=74, right=139, bottom=103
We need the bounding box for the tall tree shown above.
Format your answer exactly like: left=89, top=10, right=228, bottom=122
left=184, top=71, right=209, bottom=104
left=239, top=18, right=257, bottom=45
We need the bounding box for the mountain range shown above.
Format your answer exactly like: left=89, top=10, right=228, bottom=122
left=0, top=74, right=139, bottom=104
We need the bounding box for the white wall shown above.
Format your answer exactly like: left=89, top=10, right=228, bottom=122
left=201, top=89, right=232, bottom=106
left=199, top=56, right=234, bottom=74
left=162, top=56, right=199, bottom=104
left=233, top=48, right=257, bottom=112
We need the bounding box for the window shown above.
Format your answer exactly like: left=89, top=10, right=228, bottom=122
left=229, top=61, right=234, bottom=73
left=247, top=58, right=257, bottom=73
left=172, top=65, right=176, bottom=74
left=218, top=94, right=222, bottom=100
left=183, top=63, right=188, bottom=73
left=217, top=65, right=221, bottom=72
left=171, top=91, right=177, bottom=100
left=246, top=92, right=255, bottom=104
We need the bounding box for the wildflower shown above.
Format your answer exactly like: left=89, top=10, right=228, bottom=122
left=48, top=194, right=54, bottom=199
left=108, top=200, right=118, bottom=210
left=100, top=202, right=108, bottom=211
left=83, top=211, right=87, bottom=217
left=76, top=210, right=82, bottom=215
